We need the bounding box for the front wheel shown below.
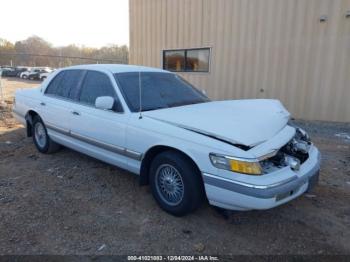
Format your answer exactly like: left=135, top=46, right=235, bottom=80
left=32, top=115, right=61, bottom=154
left=149, top=151, right=204, bottom=216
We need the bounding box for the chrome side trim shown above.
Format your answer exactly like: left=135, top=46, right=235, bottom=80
left=46, top=122, right=70, bottom=136
left=125, top=149, right=143, bottom=161
left=70, top=131, right=125, bottom=155
left=46, top=123, right=142, bottom=161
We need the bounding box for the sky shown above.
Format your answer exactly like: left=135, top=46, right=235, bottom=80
left=1, top=0, right=129, bottom=48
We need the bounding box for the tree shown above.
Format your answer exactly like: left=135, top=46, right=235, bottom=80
left=0, top=36, right=129, bottom=67
left=0, top=38, right=15, bottom=66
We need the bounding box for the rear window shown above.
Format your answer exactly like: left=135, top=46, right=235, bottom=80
left=45, top=70, right=85, bottom=99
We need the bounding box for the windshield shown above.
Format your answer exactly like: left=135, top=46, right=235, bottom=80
left=114, top=72, right=210, bottom=112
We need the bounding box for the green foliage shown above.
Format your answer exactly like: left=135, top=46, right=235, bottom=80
left=0, top=36, right=128, bottom=67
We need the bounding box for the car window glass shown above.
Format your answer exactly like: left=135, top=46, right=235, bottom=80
left=45, top=70, right=85, bottom=99
left=45, top=72, right=65, bottom=96
left=115, top=72, right=209, bottom=112
left=79, top=71, right=120, bottom=110
left=63, top=70, right=85, bottom=99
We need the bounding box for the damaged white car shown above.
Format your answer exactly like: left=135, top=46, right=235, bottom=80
left=13, top=64, right=320, bottom=216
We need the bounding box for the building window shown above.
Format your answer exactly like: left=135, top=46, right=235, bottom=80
left=163, top=48, right=210, bottom=72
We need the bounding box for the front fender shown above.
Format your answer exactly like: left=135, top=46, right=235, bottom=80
left=126, top=115, right=251, bottom=177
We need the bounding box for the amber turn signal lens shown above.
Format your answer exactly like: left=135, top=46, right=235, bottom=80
left=229, top=159, right=262, bottom=175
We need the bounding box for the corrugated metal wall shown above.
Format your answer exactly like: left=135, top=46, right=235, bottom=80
left=129, top=0, right=350, bottom=122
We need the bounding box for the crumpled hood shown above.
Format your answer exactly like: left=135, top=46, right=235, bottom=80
left=144, top=99, right=290, bottom=147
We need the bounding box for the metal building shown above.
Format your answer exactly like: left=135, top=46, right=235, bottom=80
left=129, top=0, right=350, bottom=122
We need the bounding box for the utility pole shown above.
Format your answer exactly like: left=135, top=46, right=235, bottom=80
left=59, top=48, right=63, bottom=68
left=0, top=70, right=4, bottom=106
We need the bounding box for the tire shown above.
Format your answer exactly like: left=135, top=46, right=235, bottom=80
left=149, top=150, right=204, bottom=216
left=32, top=115, right=61, bottom=154
left=22, top=75, right=27, bottom=79
left=41, top=76, right=46, bottom=81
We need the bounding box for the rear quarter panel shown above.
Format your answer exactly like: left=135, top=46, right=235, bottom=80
left=14, top=88, right=42, bottom=121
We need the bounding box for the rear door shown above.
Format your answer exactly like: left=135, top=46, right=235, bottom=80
left=40, top=69, right=85, bottom=136
left=69, top=70, right=131, bottom=169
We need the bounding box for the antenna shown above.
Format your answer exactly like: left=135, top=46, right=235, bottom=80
left=138, top=71, right=143, bottom=119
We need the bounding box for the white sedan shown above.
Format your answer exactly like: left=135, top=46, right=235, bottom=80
left=13, top=64, right=320, bottom=216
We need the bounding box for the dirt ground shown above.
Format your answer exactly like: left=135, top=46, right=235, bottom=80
left=0, top=77, right=349, bottom=256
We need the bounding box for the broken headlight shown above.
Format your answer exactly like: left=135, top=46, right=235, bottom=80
left=295, top=127, right=311, bottom=143
left=261, top=127, right=312, bottom=173
left=285, top=128, right=312, bottom=155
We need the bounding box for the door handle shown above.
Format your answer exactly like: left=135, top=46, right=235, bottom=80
left=40, top=102, right=46, bottom=106
left=72, top=111, right=80, bottom=116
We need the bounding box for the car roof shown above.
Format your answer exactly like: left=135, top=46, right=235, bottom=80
left=61, top=64, right=170, bottom=74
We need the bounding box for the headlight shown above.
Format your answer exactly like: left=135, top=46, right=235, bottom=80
left=296, top=127, right=311, bottom=142
left=288, top=121, right=311, bottom=143
left=209, top=153, right=262, bottom=175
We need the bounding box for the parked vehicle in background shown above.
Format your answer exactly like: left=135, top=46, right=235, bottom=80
left=1, top=68, right=16, bottom=77
left=12, top=64, right=320, bottom=216
left=20, top=69, right=37, bottom=79
left=15, top=67, right=31, bottom=77
left=27, top=70, right=43, bottom=80
left=21, top=68, right=52, bottom=80
left=39, top=69, right=54, bottom=81
left=30, top=69, right=53, bottom=81
left=4, top=67, right=30, bottom=77
left=0, top=67, right=31, bottom=77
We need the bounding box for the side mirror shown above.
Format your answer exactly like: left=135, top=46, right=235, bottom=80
left=95, top=96, right=114, bottom=110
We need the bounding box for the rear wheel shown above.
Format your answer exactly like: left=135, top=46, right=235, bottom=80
left=149, top=151, right=204, bottom=216
left=32, top=116, right=61, bottom=154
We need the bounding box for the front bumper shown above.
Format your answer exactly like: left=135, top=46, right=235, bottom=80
left=203, top=146, right=321, bottom=211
